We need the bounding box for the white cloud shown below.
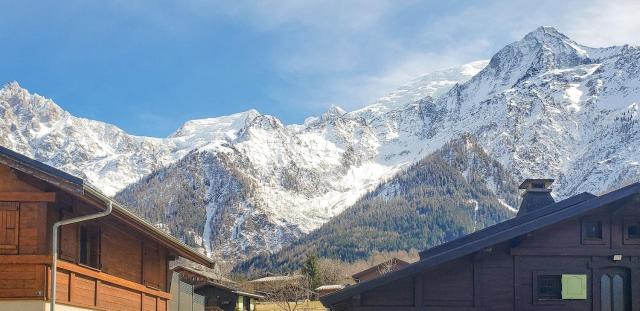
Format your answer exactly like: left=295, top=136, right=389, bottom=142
left=105, top=0, right=640, bottom=112
left=560, top=0, right=640, bottom=47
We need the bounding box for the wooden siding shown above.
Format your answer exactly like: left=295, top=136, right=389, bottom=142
left=101, top=223, right=143, bottom=283
left=0, top=164, right=172, bottom=310
left=0, top=263, right=46, bottom=298
left=329, top=195, right=640, bottom=310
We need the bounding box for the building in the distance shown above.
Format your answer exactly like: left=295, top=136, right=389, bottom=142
left=351, top=258, right=410, bottom=283
left=315, top=284, right=346, bottom=297
left=0, top=146, right=214, bottom=311
left=322, top=179, right=640, bottom=311
left=172, top=265, right=263, bottom=311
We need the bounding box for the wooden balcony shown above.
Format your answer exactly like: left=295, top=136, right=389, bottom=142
left=0, top=255, right=170, bottom=311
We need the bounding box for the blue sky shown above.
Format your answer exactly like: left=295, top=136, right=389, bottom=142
left=1, top=0, right=639, bottom=136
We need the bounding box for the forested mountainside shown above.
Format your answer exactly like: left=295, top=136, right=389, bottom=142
left=2, top=26, right=639, bottom=262
left=236, top=135, right=517, bottom=274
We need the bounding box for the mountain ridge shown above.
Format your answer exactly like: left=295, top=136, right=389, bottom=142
left=1, top=26, right=639, bottom=262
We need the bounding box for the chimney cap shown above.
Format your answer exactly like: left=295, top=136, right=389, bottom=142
left=519, top=178, right=554, bottom=190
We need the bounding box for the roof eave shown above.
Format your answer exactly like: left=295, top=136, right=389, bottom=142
left=84, top=185, right=215, bottom=268
left=322, top=183, right=640, bottom=305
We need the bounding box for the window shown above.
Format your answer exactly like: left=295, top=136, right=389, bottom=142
left=537, top=275, right=562, bottom=300
left=628, top=223, right=640, bottom=239
left=624, top=218, right=640, bottom=244
left=585, top=220, right=603, bottom=239
left=78, top=225, right=100, bottom=269
left=582, top=218, right=606, bottom=244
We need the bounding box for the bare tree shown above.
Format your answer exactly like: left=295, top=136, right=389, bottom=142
left=376, top=258, right=397, bottom=275
left=317, top=259, right=346, bottom=285
left=261, top=275, right=312, bottom=311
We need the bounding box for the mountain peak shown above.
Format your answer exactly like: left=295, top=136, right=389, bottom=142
left=3, top=81, right=21, bottom=90
left=323, top=105, right=346, bottom=118
left=168, top=109, right=262, bottom=139
left=524, top=26, right=567, bottom=41
left=1, top=81, right=27, bottom=96
left=519, top=26, right=587, bottom=57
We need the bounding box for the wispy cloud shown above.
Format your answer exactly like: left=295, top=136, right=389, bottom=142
left=560, top=0, right=640, bottom=47
left=97, top=0, right=640, bottom=113
left=4, top=0, right=638, bottom=134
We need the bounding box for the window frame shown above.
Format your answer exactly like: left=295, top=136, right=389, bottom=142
left=534, top=273, right=563, bottom=302
left=533, top=271, right=590, bottom=305
left=623, top=217, right=640, bottom=245
left=77, top=223, right=101, bottom=270
left=581, top=217, right=608, bottom=245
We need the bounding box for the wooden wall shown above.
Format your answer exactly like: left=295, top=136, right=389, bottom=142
left=0, top=163, right=173, bottom=310
left=333, top=198, right=640, bottom=311
left=0, top=165, right=50, bottom=299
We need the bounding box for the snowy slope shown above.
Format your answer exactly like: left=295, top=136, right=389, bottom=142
left=2, top=26, right=640, bottom=262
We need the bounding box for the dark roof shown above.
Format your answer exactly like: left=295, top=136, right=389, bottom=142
left=351, top=258, right=410, bottom=279
left=194, top=281, right=265, bottom=299
left=0, top=146, right=84, bottom=185
left=517, top=191, right=556, bottom=215
left=322, top=183, right=640, bottom=305
left=0, top=145, right=215, bottom=268
left=519, top=178, right=554, bottom=189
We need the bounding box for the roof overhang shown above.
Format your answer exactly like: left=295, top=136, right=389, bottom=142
left=0, top=146, right=215, bottom=268
left=322, top=183, right=640, bottom=306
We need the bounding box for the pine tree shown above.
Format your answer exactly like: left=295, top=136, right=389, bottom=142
left=302, top=254, right=321, bottom=292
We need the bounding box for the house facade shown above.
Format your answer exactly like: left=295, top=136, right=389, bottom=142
left=171, top=265, right=263, bottom=311
left=322, top=179, right=640, bottom=311
left=0, top=146, right=214, bottom=311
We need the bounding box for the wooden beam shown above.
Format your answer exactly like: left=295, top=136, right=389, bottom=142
left=511, top=247, right=640, bottom=256
left=56, top=260, right=172, bottom=299
left=0, top=255, right=51, bottom=264
left=0, top=192, right=55, bottom=202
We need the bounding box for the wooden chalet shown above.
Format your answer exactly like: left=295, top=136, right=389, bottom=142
left=316, top=285, right=346, bottom=297
left=322, top=179, right=640, bottom=311
left=351, top=258, right=410, bottom=283
left=246, top=274, right=305, bottom=294
left=0, top=146, right=214, bottom=311
left=171, top=265, right=263, bottom=311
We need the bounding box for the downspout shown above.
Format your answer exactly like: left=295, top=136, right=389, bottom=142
left=50, top=199, right=112, bottom=311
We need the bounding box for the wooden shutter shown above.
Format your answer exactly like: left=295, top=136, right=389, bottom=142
left=59, top=223, right=78, bottom=261
left=562, top=274, right=587, bottom=299
left=143, top=242, right=162, bottom=289
left=0, top=202, right=19, bottom=254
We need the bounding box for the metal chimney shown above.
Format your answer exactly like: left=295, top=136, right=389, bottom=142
left=517, top=179, right=555, bottom=216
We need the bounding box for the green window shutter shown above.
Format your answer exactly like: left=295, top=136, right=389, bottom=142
left=249, top=298, right=255, bottom=311
left=236, top=295, right=244, bottom=311
left=562, top=274, right=587, bottom=299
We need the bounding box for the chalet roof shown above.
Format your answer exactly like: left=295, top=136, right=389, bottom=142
left=322, top=182, right=640, bottom=305
left=172, top=264, right=235, bottom=284
left=0, top=145, right=215, bottom=268
left=316, top=285, right=345, bottom=291
left=248, top=274, right=304, bottom=283
left=193, top=280, right=265, bottom=299
left=351, top=258, right=410, bottom=279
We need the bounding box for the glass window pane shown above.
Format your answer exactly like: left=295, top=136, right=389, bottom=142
left=601, top=275, right=611, bottom=311
left=585, top=221, right=603, bottom=239
left=612, top=275, right=624, bottom=311
left=628, top=222, right=640, bottom=239
left=538, top=275, right=561, bottom=299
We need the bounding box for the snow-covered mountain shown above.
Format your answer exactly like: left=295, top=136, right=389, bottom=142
left=2, top=26, right=639, bottom=262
